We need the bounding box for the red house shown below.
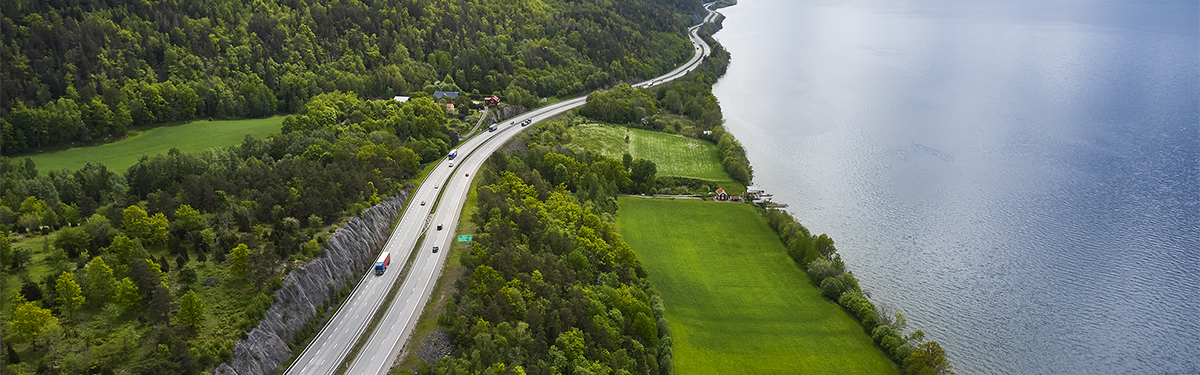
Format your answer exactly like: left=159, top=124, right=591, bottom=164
left=715, top=188, right=729, bottom=201
left=484, top=96, right=501, bottom=106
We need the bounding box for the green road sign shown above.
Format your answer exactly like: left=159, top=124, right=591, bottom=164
left=457, top=235, right=472, bottom=242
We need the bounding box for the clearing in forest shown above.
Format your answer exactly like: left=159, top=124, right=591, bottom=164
left=567, top=124, right=731, bottom=183
left=616, top=198, right=898, bottom=375
left=19, top=116, right=284, bottom=174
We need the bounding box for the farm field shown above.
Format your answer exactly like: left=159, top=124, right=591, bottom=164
left=17, top=116, right=284, bottom=174
left=567, top=124, right=733, bottom=184
left=616, top=198, right=898, bottom=375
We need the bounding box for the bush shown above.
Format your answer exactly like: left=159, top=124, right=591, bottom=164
left=838, top=292, right=879, bottom=329
left=180, top=267, right=198, bottom=285
left=837, top=273, right=860, bottom=294
left=820, top=277, right=844, bottom=300
left=806, top=258, right=835, bottom=283
left=243, top=292, right=277, bottom=327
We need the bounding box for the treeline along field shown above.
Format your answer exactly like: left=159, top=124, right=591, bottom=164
left=763, top=209, right=953, bottom=374
left=22, top=116, right=284, bottom=174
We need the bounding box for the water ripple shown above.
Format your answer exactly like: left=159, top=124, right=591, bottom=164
left=712, top=0, right=1200, bottom=372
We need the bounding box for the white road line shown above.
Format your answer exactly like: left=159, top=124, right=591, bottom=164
left=301, top=7, right=717, bottom=374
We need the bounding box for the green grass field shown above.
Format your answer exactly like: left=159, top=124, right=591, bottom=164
left=18, top=116, right=284, bottom=174
left=616, top=198, right=898, bottom=374
left=567, top=124, right=732, bottom=183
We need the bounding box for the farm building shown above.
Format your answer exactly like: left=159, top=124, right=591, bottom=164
left=715, top=188, right=729, bottom=201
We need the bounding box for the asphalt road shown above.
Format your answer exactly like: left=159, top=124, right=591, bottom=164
left=286, top=4, right=720, bottom=375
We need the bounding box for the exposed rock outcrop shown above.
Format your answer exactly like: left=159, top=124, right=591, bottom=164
left=214, top=194, right=407, bottom=375
left=416, top=330, right=455, bottom=365
left=485, top=105, right=528, bottom=124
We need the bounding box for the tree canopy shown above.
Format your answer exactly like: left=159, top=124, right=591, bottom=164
left=428, top=120, right=674, bottom=375
left=1, top=0, right=704, bottom=154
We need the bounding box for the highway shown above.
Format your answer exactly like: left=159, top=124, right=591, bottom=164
left=286, top=4, right=720, bottom=375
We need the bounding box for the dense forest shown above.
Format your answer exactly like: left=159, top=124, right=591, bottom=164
left=425, top=117, right=673, bottom=375
left=0, top=126, right=419, bottom=373
left=0, top=0, right=703, bottom=155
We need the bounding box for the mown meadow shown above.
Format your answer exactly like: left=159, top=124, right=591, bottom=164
left=616, top=197, right=898, bottom=374
left=18, top=116, right=284, bottom=174
left=566, top=124, right=742, bottom=192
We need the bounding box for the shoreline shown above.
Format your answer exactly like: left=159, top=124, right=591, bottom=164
left=695, top=2, right=953, bottom=372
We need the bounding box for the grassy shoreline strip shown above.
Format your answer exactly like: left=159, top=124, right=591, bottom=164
left=616, top=197, right=898, bottom=374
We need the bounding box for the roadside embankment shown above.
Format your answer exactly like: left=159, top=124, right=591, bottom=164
left=214, top=194, right=406, bottom=375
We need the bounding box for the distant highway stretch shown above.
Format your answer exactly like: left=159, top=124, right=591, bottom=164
left=285, top=4, right=720, bottom=375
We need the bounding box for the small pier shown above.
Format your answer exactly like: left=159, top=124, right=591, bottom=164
left=745, top=186, right=788, bottom=209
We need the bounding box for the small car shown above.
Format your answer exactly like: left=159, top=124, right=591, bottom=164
left=437, top=224, right=443, bottom=230
left=449, top=162, right=454, bottom=167
left=432, top=246, right=439, bottom=253
left=420, top=200, right=426, bottom=206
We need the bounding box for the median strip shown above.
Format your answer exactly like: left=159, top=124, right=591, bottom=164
left=334, top=232, right=427, bottom=375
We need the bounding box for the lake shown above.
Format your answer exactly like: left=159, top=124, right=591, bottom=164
left=710, top=0, right=1200, bottom=373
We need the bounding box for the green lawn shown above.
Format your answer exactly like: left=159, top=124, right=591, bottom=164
left=616, top=198, right=898, bottom=375
left=567, top=124, right=732, bottom=183
left=18, top=116, right=284, bottom=174
left=0, top=235, right=56, bottom=319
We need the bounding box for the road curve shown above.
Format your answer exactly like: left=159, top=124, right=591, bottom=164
left=286, top=4, right=721, bottom=375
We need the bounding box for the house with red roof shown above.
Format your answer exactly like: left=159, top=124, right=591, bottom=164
left=715, top=188, right=729, bottom=201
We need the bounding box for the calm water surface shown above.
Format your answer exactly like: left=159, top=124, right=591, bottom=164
left=710, top=0, right=1199, bottom=373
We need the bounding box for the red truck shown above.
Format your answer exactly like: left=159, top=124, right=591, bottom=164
left=374, top=252, right=391, bottom=275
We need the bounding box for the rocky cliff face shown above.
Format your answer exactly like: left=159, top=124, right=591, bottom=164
left=486, top=105, right=527, bottom=124
left=214, top=194, right=406, bottom=375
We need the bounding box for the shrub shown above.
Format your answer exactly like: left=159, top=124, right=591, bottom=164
left=180, top=267, right=198, bottom=284
left=838, top=292, right=879, bottom=329
left=820, top=277, right=845, bottom=300
left=806, top=257, right=835, bottom=283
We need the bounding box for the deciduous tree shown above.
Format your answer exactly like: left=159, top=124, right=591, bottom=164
left=85, top=256, right=116, bottom=304
left=629, top=158, right=657, bottom=194
left=148, top=212, right=170, bottom=245
left=230, top=244, right=250, bottom=277
left=0, top=231, right=10, bottom=268
left=174, top=204, right=206, bottom=232
left=54, top=226, right=91, bottom=258
left=178, top=289, right=205, bottom=329
left=59, top=203, right=83, bottom=226
left=8, top=300, right=58, bottom=343
left=122, top=205, right=151, bottom=240
left=114, top=277, right=141, bottom=310
left=108, top=234, right=149, bottom=265
left=906, top=341, right=953, bottom=375
left=54, top=272, right=85, bottom=317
